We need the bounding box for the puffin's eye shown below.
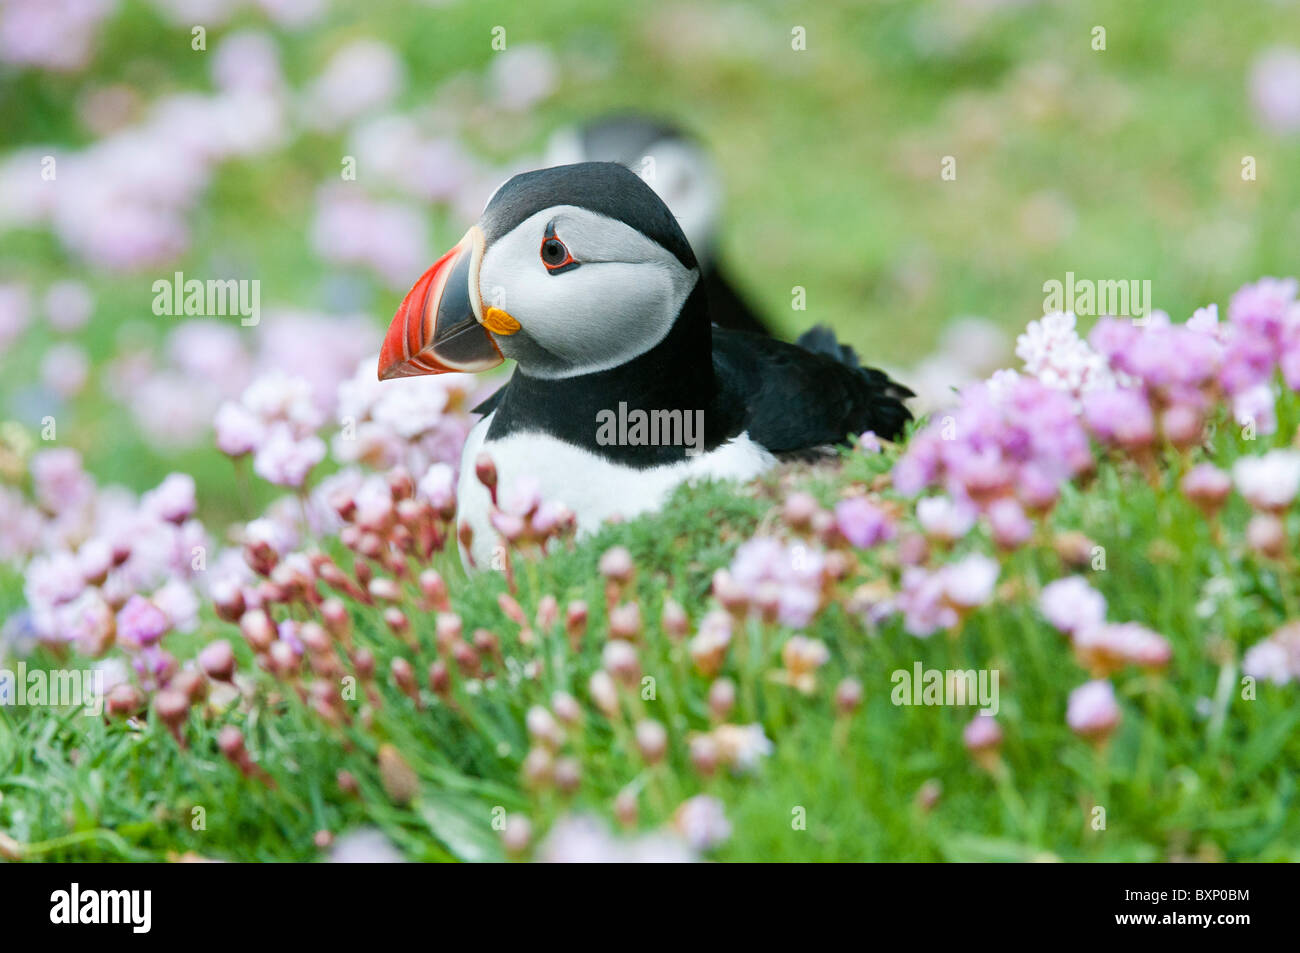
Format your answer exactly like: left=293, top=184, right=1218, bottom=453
left=540, top=230, right=577, bottom=273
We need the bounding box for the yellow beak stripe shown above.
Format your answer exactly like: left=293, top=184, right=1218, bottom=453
left=482, top=307, right=521, bottom=335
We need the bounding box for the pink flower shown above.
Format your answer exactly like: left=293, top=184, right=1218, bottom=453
left=215, top=400, right=265, bottom=456
left=43, top=279, right=94, bottom=332
left=0, top=282, right=31, bottom=350
left=963, top=713, right=1003, bottom=753
left=915, top=495, right=976, bottom=542
left=30, top=448, right=93, bottom=514
left=672, top=795, right=731, bottom=851
left=1081, top=387, right=1154, bottom=450
left=1251, top=47, right=1300, bottom=133
left=302, top=39, right=405, bottom=132
left=143, top=473, right=197, bottom=524
left=1066, top=679, right=1121, bottom=741
left=1039, top=576, right=1106, bottom=636
left=897, top=566, right=957, bottom=637
left=940, top=553, right=999, bottom=609
left=1232, top=449, right=1300, bottom=511
left=1016, top=311, right=1116, bottom=399
left=986, top=498, right=1033, bottom=549
left=1242, top=625, right=1300, bottom=685
left=40, top=342, right=90, bottom=398
left=116, top=594, right=170, bottom=650
left=1180, top=463, right=1232, bottom=515
left=1228, top=277, right=1298, bottom=346
left=253, top=425, right=326, bottom=487
left=417, top=462, right=456, bottom=511
left=211, top=30, right=283, bottom=95
left=1073, top=622, right=1172, bottom=674
left=0, top=0, right=114, bottom=72
left=834, top=497, right=895, bottom=548
left=486, top=45, right=558, bottom=112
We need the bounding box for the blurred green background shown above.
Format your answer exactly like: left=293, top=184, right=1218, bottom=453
left=2, top=0, right=1299, bottom=510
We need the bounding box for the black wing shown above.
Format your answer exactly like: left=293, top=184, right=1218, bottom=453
left=711, top=325, right=912, bottom=452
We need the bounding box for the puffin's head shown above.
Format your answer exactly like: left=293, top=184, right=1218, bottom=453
left=378, top=162, right=700, bottom=382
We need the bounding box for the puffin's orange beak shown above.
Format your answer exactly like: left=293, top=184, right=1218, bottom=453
left=378, top=225, right=504, bottom=380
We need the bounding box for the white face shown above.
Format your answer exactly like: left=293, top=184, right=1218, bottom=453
left=478, top=205, right=699, bottom=379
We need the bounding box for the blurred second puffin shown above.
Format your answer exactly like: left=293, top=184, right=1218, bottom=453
left=544, top=113, right=771, bottom=337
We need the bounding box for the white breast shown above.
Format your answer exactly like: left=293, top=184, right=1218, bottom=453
left=455, top=412, right=775, bottom=570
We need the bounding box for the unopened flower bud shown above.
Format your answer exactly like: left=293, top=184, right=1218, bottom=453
left=782, top=491, right=820, bottom=530
left=217, top=725, right=246, bottom=760
left=351, top=647, right=375, bottom=680
left=554, top=757, right=581, bottom=795
left=598, top=546, right=634, bottom=583
left=384, top=607, right=410, bottom=638
left=551, top=691, right=582, bottom=726
left=198, top=639, right=236, bottom=682
left=708, top=678, right=736, bottom=720
left=388, top=465, right=414, bottom=501
left=497, top=593, right=527, bottom=626
left=390, top=657, right=419, bottom=703
left=378, top=744, right=419, bottom=806
left=502, top=815, right=532, bottom=857
left=689, top=734, right=719, bottom=776
left=602, top=640, right=640, bottom=685
left=608, top=602, right=641, bottom=641
left=1247, top=513, right=1286, bottom=559
left=521, top=746, right=554, bottom=788
left=661, top=598, right=688, bottom=640
left=452, top=640, right=481, bottom=676
left=239, top=609, right=275, bottom=654
left=565, top=600, right=588, bottom=649
left=106, top=682, right=145, bottom=718
left=536, top=594, right=559, bottom=631
left=835, top=677, right=863, bottom=714
left=635, top=719, right=668, bottom=764
left=211, top=581, right=246, bottom=623
left=418, top=569, right=449, bottom=611
left=427, top=660, right=450, bottom=696
left=588, top=670, right=620, bottom=718
left=614, top=787, right=638, bottom=828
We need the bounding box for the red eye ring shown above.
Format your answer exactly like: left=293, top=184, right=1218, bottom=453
left=540, top=226, right=578, bottom=274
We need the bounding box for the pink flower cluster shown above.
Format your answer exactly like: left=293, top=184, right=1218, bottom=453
left=9, top=450, right=207, bottom=666
left=893, top=372, right=1092, bottom=540
left=1039, top=576, right=1172, bottom=676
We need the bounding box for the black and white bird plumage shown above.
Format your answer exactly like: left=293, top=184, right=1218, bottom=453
left=378, top=162, right=911, bottom=567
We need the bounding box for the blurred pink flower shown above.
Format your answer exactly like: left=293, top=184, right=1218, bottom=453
left=211, top=30, right=284, bottom=95
left=1250, top=47, right=1300, bottom=133
left=1066, top=679, right=1121, bottom=740
left=116, top=594, right=170, bottom=650
left=1232, top=449, right=1300, bottom=512
left=0, top=0, right=115, bottom=72
left=40, top=342, right=90, bottom=398
left=1039, top=576, right=1106, bottom=636
left=142, top=473, right=197, bottom=525
left=310, top=186, right=430, bottom=289
left=31, top=449, right=94, bottom=514
left=43, top=280, right=94, bottom=332
left=303, top=39, right=405, bottom=131
left=487, top=45, right=559, bottom=111
left=253, top=425, right=326, bottom=488
left=834, top=497, right=895, bottom=548
left=0, top=282, right=31, bottom=350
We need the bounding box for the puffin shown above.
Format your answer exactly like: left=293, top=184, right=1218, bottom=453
left=378, top=162, right=911, bottom=568
left=545, top=113, right=771, bottom=337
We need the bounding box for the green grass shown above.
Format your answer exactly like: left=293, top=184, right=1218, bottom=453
left=3, top=408, right=1300, bottom=862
